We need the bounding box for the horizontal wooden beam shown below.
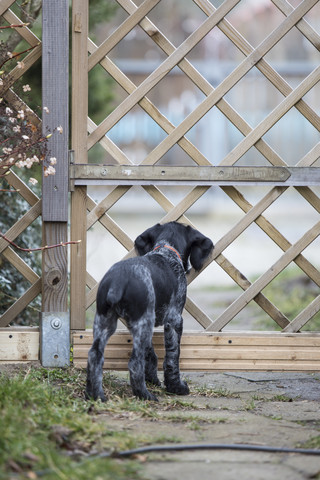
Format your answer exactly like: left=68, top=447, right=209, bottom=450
left=70, top=165, right=320, bottom=186
left=0, top=328, right=39, bottom=363
left=72, top=330, right=320, bottom=372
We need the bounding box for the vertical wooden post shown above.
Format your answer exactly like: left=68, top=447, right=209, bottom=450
left=41, top=0, right=69, bottom=366
left=70, top=0, right=88, bottom=330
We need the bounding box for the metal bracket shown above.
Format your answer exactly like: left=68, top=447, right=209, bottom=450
left=40, top=312, right=70, bottom=367
left=68, top=150, right=75, bottom=192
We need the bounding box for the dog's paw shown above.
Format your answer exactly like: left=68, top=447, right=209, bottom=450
left=85, top=389, right=107, bottom=402
left=134, top=389, right=158, bottom=402
left=166, top=380, right=190, bottom=396
left=146, top=376, right=162, bottom=387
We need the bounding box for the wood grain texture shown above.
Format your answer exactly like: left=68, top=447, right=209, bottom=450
left=0, top=328, right=39, bottom=361
left=72, top=331, right=320, bottom=371
left=42, top=0, right=69, bottom=222
left=70, top=0, right=89, bottom=329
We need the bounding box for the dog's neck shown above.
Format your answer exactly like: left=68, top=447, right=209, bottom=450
left=153, top=244, right=182, bottom=262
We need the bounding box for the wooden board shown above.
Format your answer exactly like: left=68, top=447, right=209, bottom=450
left=0, top=328, right=39, bottom=363
left=72, top=331, right=320, bottom=372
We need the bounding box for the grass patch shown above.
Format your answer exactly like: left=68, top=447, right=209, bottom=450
left=190, top=385, right=239, bottom=398
left=298, top=435, right=320, bottom=449
left=0, top=366, right=165, bottom=479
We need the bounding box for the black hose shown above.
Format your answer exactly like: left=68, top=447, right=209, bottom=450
left=100, top=443, right=320, bottom=458
left=25, top=443, right=320, bottom=478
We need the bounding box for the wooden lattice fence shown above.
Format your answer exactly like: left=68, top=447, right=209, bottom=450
left=1, top=0, right=320, bottom=370
left=70, top=0, right=320, bottom=371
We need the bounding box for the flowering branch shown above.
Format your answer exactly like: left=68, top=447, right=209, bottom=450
left=0, top=231, right=81, bottom=253
left=0, top=43, right=40, bottom=69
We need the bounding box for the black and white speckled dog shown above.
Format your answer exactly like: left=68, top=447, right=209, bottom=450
left=86, top=221, right=213, bottom=402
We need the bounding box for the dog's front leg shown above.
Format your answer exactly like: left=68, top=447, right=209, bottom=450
left=163, top=315, right=189, bottom=395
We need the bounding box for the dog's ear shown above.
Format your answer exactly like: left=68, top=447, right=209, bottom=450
left=188, top=229, right=213, bottom=271
left=134, top=223, right=161, bottom=256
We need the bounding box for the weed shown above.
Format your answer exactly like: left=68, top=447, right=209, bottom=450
left=243, top=398, right=256, bottom=411
left=191, top=385, right=239, bottom=398
left=269, top=394, right=293, bottom=402
left=298, top=435, right=320, bottom=449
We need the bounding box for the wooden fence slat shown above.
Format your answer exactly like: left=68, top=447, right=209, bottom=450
left=0, top=201, right=42, bottom=254
left=87, top=117, right=131, bottom=165
left=283, top=295, right=320, bottom=333
left=273, top=0, right=320, bottom=49
left=0, top=329, right=39, bottom=362
left=207, top=221, right=320, bottom=331
left=222, top=66, right=320, bottom=166
left=73, top=330, right=320, bottom=346
left=5, top=170, right=39, bottom=206
left=143, top=0, right=318, bottom=166
left=95, top=3, right=286, bottom=170
left=71, top=0, right=89, bottom=330
left=0, top=0, right=15, bottom=16
left=42, top=0, right=69, bottom=222
left=87, top=0, right=240, bottom=149
left=107, top=0, right=283, bottom=169
left=3, top=8, right=41, bottom=46
left=86, top=185, right=131, bottom=229
left=72, top=331, right=320, bottom=371
left=0, top=45, right=42, bottom=96
left=2, top=248, right=40, bottom=284
left=195, top=0, right=320, bottom=133
left=0, top=279, right=42, bottom=328
left=222, top=186, right=320, bottom=288
left=88, top=41, right=209, bottom=168
left=214, top=254, right=290, bottom=329
left=74, top=345, right=320, bottom=362
left=88, top=0, right=161, bottom=71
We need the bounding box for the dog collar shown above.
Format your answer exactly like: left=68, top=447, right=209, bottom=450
left=153, top=244, right=182, bottom=261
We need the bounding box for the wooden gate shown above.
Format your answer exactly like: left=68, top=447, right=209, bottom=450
left=2, top=0, right=320, bottom=370
left=70, top=0, right=320, bottom=371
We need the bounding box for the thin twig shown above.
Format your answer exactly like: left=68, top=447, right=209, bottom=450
left=0, top=232, right=81, bottom=252
left=0, top=43, right=40, bottom=69
left=0, top=23, right=30, bottom=30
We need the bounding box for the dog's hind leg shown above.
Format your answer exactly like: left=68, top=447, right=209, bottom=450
left=128, top=318, right=158, bottom=401
left=145, top=344, right=161, bottom=386
left=163, top=314, right=189, bottom=395
left=86, top=311, right=117, bottom=401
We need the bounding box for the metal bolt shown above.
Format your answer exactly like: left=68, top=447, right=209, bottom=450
left=51, top=317, right=62, bottom=330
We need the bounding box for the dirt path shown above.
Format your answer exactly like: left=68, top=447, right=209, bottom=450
left=97, top=371, right=320, bottom=480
